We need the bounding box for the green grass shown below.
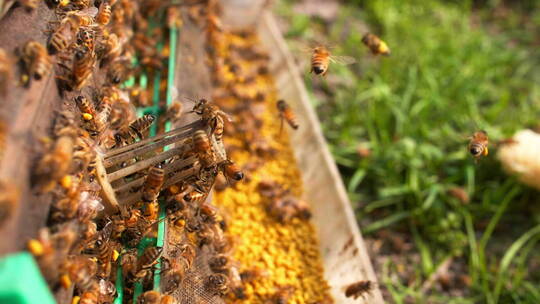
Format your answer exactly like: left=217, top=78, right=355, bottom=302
left=276, top=0, right=540, bottom=303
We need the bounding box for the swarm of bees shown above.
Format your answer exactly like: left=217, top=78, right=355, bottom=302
left=0, top=0, right=253, bottom=303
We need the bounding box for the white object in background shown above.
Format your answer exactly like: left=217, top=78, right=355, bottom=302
left=498, top=129, right=540, bottom=190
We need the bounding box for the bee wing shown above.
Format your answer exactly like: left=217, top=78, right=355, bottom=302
left=330, top=55, right=356, bottom=65
left=79, top=7, right=99, bottom=17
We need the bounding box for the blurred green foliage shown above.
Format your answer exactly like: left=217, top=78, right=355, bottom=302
left=277, top=0, right=540, bottom=303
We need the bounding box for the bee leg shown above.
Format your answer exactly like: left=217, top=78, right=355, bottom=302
left=483, top=146, right=489, bottom=156
left=279, top=115, right=284, bottom=135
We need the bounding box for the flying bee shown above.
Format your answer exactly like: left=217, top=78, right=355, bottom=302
left=205, top=273, right=229, bottom=296
left=20, top=41, right=52, bottom=84
left=309, top=46, right=355, bottom=76
left=277, top=99, right=298, bottom=131
left=468, top=130, right=489, bottom=161
left=0, top=179, right=19, bottom=227
left=96, top=1, right=111, bottom=26
left=142, top=164, right=165, bottom=203
left=71, top=45, right=94, bottom=90
left=344, top=280, right=375, bottom=300
left=362, top=33, right=391, bottom=56
left=115, top=114, right=156, bottom=146
left=0, top=48, right=13, bottom=96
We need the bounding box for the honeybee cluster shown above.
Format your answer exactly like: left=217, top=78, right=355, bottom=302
left=0, top=0, right=249, bottom=304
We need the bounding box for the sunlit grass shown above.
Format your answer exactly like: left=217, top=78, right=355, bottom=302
left=277, top=0, right=540, bottom=303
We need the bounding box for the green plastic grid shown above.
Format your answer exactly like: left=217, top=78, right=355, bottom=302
left=115, top=21, right=180, bottom=304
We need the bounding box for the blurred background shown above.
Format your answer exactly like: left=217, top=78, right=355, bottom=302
left=274, top=0, right=540, bottom=303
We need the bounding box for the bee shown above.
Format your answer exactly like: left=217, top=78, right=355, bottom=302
left=468, top=130, right=489, bottom=161
left=309, top=46, right=355, bottom=76
left=344, top=280, right=375, bottom=300
left=79, top=291, right=99, bottom=304
left=192, top=130, right=216, bottom=168
left=240, top=268, right=266, bottom=283
left=205, top=273, right=229, bottom=296
left=161, top=257, right=189, bottom=293
left=362, top=33, right=391, bottom=56
left=21, top=41, right=52, bottom=84
left=138, top=246, right=163, bottom=269
left=208, top=254, right=230, bottom=273
left=95, top=223, right=115, bottom=278
left=17, top=0, right=39, bottom=11
left=97, top=33, right=123, bottom=65
left=137, top=291, right=162, bottom=304
left=270, top=285, right=295, bottom=304
left=129, top=86, right=151, bottom=107
left=71, top=46, right=95, bottom=90
left=121, top=215, right=151, bottom=247
left=35, top=135, right=74, bottom=192
left=75, top=95, right=97, bottom=120
left=193, top=130, right=211, bottom=152
left=165, top=102, right=183, bottom=122
left=96, top=1, right=111, bottom=26
left=65, top=7, right=98, bottom=27
left=107, top=58, right=131, bottom=84
left=77, top=28, right=95, bottom=51
left=0, top=180, right=19, bottom=227
left=47, top=0, right=70, bottom=8
left=183, top=190, right=206, bottom=203
left=277, top=99, right=298, bottom=131
left=0, top=48, right=12, bottom=96
left=219, top=159, right=244, bottom=184
left=60, top=256, right=97, bottom=290
left=95, top=95, right=112, bottom=133
left=115, top=114, right=156, bottom=146
left=130, top=246, right=162, bottom=283
left=190, top=99, right=232, bottom=140
left=166, top=6, right=182, bottom=29
left=199, top=202, right=217, bottom=223
left=142, top=164, right=165, bottom=203
left=48, top=15, right=79, bottom=54
left=228, top=265, right=246, bottom=300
